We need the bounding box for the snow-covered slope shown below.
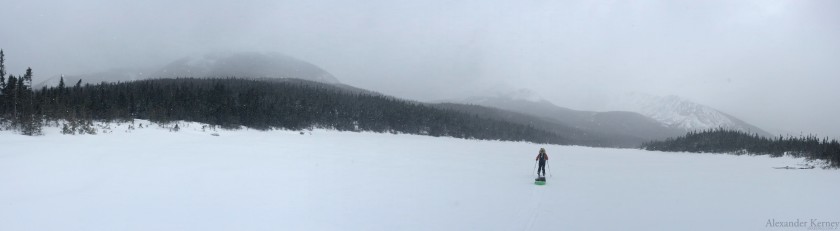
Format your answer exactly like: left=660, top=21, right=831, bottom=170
left=2, top=121, right=836, bottom=231
left=610, top=93, right=770, bottom=136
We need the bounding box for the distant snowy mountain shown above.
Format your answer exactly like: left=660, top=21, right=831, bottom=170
left=609, top=93, right=770, bottom=136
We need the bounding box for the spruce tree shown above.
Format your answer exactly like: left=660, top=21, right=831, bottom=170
left=58, top=75, right=65, bottom=90
left=0, top=50, right=5, bottom=117
left=23, top=68, right=32, bottom=86
left=20, top=67, right=41, bottom=135
left=0, top=49, right=5, bottom=91
left=7, top=75, right=18, bottom=119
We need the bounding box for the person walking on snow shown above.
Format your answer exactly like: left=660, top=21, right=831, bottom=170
left=536, top=148, right=549, bottom=177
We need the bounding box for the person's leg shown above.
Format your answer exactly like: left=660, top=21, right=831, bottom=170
left=541, top=164, right=546, bottom=176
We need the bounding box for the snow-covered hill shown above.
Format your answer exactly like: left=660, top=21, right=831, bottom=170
left=1, top=121, right=836, bottom=231
left=610, top=93, right=771, bottom=136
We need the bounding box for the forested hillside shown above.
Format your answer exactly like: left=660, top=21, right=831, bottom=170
left=642, top=128, right=840, bottom=168
left=0, top=68, right=569, bottom=144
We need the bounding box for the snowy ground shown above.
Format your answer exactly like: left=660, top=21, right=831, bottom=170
left=1, top=121, right=838, bottom=231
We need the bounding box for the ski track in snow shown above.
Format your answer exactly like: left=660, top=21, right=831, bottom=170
left=522, top=185, right=543, bottom=231
left=1, top=120, right=838, bottom=231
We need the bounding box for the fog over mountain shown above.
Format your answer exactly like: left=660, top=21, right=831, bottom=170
left=36, top=52, right=338, bottom=87
left=452, top=92, right=686, bottom=147
left=2, top=0, right=838, bottom=138
left=152, top=52, right=339, bottom=83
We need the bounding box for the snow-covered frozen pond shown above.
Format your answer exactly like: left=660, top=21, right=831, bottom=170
left=2, top=121, right=838, bottom=231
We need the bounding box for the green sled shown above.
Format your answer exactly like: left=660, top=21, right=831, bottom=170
left=535, top=180, right=546, bottom=185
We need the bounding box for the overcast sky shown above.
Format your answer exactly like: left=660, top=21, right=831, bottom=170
left=1, top=0, right=838, bottom=137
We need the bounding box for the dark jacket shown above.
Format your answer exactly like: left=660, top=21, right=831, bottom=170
left=535, top=152, right=549, bottom=163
